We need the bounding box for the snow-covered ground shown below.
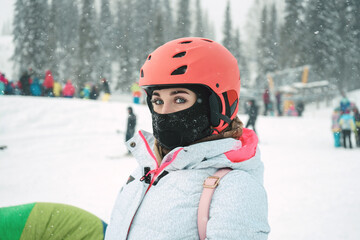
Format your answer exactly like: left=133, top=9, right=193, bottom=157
left=1, top=92, right=360, bottom=240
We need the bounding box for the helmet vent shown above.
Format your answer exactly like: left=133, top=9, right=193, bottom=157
left=141, top=69, right=144, bottom=78
left=148, top=55, right=151, bottom=60
left=202, top=39, right=213, bottom=43
left=179, top=40, right=192, bottom=44
left=173, top=51, right=186, bottom=58
left=171, top=65, right=187, bottom=75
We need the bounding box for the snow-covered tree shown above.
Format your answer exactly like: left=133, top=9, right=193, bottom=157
left=194, top=0, right=205, bottom=37
left=47, top=0, right=58, bottom=80
left=98, top=0, right=114, bottom=80
left=132, top=0, right=154, bottom=71
left=154, top=11, right=165, bottom=49
left=77, top=0, right=99, bottom=88
left=12, top=0, right=49, bottom=78
left=256, top=6, right=269, bottom=79
left=279, top=0, right=305, bottom=68
left=12, top=0, right=26, bottom=75
left=175, top=0, right=191, bottom=38
left=222, top=1, right=233, bottom=51
left=162, top=0, right=174, bottom=42
left=55, top=0, right=79, bottom=83
left=341, top=0, right=360, bottom=90
left=233, top=28, right=250, bottom=85
left=267, top=4, right=279, bottom=73
left=114, top=0, right=135, bottom=91
left=31, top=0, right=49, bottom=78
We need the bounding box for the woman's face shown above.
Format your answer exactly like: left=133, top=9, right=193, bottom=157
left=151, top=88, right=197, bottom=114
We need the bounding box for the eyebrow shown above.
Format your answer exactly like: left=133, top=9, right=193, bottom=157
left=152, top=90, right=190, bottom=97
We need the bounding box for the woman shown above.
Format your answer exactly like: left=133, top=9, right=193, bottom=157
left=106, top=37, right=270, bottom=240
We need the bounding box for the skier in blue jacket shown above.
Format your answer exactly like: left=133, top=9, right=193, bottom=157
left=106, top=37, right=270, bottom=240
left=339, top=109, right=356, bottom=148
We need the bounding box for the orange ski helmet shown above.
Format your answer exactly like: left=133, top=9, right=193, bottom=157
left=139, top=37, right=240, bottom=133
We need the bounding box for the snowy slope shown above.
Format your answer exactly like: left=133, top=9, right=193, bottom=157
left=0, top=93, right=360, bottom=240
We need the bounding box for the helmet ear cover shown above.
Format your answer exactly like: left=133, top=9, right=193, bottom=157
left=209, top=91, right=238, bottom=132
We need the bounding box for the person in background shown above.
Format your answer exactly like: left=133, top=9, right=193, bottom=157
left=53, top=81, right=62, bottom=97
left=82, top=84, right=91, bottom=99
left=339, top=109, right=356, bottom=149
left=352, top=106, right=360, bottom=147
left=43, top=70, right=54, bottom=97
left=340, top=96, right=350, bottom=114
left=131, top=82, right=142, bottom=104
left=0, top=72, right=6, bottom=95
left=101, top=78, right=111, bottom=101
left=331, top=107, right=342, bottom=147
left=30, top=77, right=42, bottom=96
left=62, top=80, right=75, bottom=98
left=263, top=88, right=270, bottom=116
left=296, top=100, right=305, bottom=117
left=90, top=84, right=99, bottom=100
left=19, top=70, right=31, bottom=96
left=125, top=107, right=137, bottom=154
left=0, top=79, right=5, bottom=95
left=275, top=91, right=282, bottom=116
left=105, top=37, right=269, bottom=240
left=245, top=99, right=259, bottom=133
left=5, top=81, right=15, bottom=95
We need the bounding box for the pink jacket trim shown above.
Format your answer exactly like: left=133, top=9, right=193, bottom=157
left=224, top=128, right=258, bottom=163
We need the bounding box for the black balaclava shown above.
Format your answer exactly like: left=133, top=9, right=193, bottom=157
left=148, top=85, right=213, bottom=150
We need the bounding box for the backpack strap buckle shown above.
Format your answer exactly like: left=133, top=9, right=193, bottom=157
left=203, top=176, right=220, bottom=189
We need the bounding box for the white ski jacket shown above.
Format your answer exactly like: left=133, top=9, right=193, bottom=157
left=105, top=128, right=270, bottom=240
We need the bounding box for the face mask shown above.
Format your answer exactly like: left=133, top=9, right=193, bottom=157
left=152, top=97, right=212, bottom=150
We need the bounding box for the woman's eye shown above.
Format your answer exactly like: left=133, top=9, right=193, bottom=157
left=151, top=99, right=163, bottom=105
left=175, top=98, right=186, bottom=104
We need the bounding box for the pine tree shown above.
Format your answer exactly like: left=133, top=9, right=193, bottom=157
left=154, top=12, right=165, bottom=49
left=342, top=0, right=360, bottom=89
left=56, top=1, right=79, bottom=83
left=279, top=0, right=305, bottom=68
left=77, top=0, right=99, bottom=88
left=13, top=0, right=49, bottom=77
left=304, top=0, right=327, bottom=78
left=132, top=0, right=153, bottom=71
left=267, top=4, right=279, bottom=73
left=233, top=28, right=250, bottom=85
left=256, top=6, right=270, bottom=78
left=32, top=0, right=49, bottom=77
left=175, top=0, right=191, bottom=38
left=115, top=0, right=135, bottom=91
left=47, top=0, right=58, bottom=80
left=98, top=0, right=114, bottom=80
left=194, top=0, right=205, bottom=37
left=12, top=0, right=26, bottom=75
left=222, top=1, right=233, bottom=51
left=162, top=0, right=174, bottom=42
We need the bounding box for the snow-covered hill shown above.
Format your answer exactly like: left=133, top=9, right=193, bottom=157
left=0, top=93, right=359, bottom=240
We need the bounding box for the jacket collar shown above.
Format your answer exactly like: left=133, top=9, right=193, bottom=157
left=127, top=128, right=260, bottom=173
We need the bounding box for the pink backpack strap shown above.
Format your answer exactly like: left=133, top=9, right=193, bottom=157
left=198, top=168, right=232, bottom=240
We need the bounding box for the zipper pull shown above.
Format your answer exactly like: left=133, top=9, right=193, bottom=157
left=140, top=167, right=151, bottom=184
